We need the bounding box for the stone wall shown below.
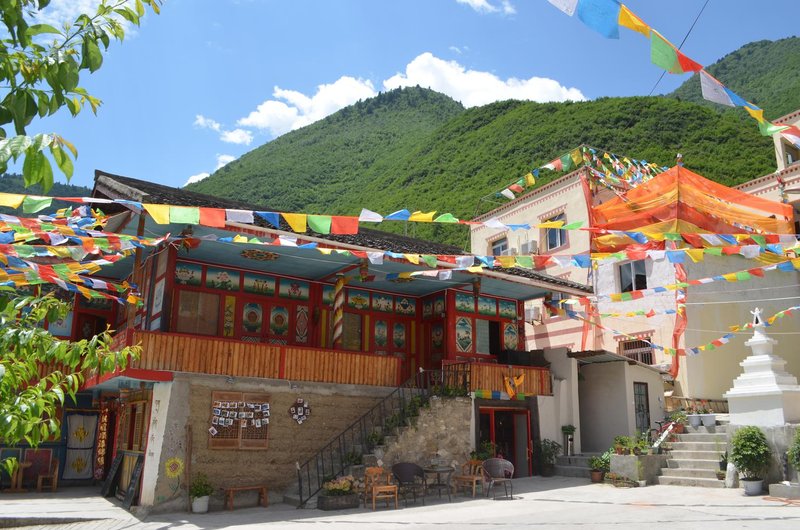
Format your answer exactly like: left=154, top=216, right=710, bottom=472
left=147, top=373, right=388, bottom=513
left=381, top=396, right=472, bottom=468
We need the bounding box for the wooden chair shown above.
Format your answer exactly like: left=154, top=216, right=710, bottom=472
left=37, top=459, right=59, bottom=492
left=453, top=459, right=483, bottom=498
left=364, top=466, right=398, bottom=510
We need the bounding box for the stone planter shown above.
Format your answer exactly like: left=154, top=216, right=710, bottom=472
left=687, top=414, right=702, bottom=428
left=318, top=493, right=360, bottom=511
left=742, top=479, right=763, bottom=496
left=610, top=454, right=668, bottom=486
left=191, top=496, right=210, bottom=513
left=700, top=414, right=716, bottom=427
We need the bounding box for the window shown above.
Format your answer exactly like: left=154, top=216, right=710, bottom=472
left=545, top=213, right=566, bottom=251
left=176, top=291, right=220, bottom=335
left=786, top=142, right=800, bottom=166
left=208, top=391, right=270, bottom=449
left=491, top=238, right=508, bottom=256
left=620, top=339, right=654, bottom=365
left=618, top=260, right=647, bottom=292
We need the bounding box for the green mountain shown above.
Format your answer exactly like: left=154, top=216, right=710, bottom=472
left=0, top=173, right=92, bottom=214
left=189, top=38, right=796, bottom=248
left=670, top=37, right=800, bottom=119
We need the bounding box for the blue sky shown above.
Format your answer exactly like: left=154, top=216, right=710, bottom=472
left=23, top=0, right=800, bottom=191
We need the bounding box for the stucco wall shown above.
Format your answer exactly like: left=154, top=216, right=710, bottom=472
left=625, top=364, right=665, bottom=433
left=145, top=373, right=388, bottom=512
left=381, top=396, right=472, bottom=468
left=578, top=362, right=629, bottom=453
left=545, top=347, right=581, bottom=453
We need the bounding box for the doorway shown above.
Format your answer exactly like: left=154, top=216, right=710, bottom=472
left=633, top=382, right=650, bottom=433
left=478, top=408, right=532, bottom=476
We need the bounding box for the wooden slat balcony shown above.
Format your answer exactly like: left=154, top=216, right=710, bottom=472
left=116, top=331, right=401, bottom=388
left=443, top=361, right=552, bottom=396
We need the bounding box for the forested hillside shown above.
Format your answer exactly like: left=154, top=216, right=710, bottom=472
left=188, top=38, right=797, bottom=248
left=0, top=174, right=92, bottom=214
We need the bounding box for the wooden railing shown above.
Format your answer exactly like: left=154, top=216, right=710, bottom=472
left=123, top=331, right=400, bottom=387
left=443, top=361, right=552, bottom=396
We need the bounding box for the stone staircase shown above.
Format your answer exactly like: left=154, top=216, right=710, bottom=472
left=555, top=454, right=596, bottom=479
left=657, top=424, right=728, bottom=488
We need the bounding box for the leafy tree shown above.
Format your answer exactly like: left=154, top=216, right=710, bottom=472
left=0, top=292, right=141, bottom=476
left=0, top=0, right=161, bottom=191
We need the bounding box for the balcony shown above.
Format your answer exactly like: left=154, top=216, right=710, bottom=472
left=441, top=361, right=552, bottom=396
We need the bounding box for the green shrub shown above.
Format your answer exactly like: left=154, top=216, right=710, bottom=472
left=730, top=426, right=772, bottom=480
left=189, top=473, right=214, bottom=498
left=538, top=439, right=562, bottom=465
left=788, top=429, right=800, bottom=471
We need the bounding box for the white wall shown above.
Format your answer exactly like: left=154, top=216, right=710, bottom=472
left=537, top=395, right=559, bottom=444
left=625, top=364, right=665, bottom=433
left=578, top=362, right=628, bottom=453
left=544, top=347, right=581, bottom=453
left=139, top=381, right=173, bottom=506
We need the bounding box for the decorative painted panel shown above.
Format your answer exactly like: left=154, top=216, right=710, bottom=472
left=422, top=300, right=433, bottom=319
left=433, top=296, right=445, bottom=316
left=477, top=296, right=496, bottom=316
left=322, top=285, right=335, bottom=306
left=152, top=278, right=165, bottom=315
left=395, top=297, right=416, bottom=316
left=455, top=317, right=473, bottom=353
left=278, top=279, right=309, bottom=300
left=223, top=296, right=236, bottom=337
left=243, top=273, right=276, bottom=296
left=48, top=311, right=73, bottom=336
left=242, top=302, right=263, bottom=333
left=498, top=299, right=517, bottom=319
left=503, top=322, right=519, bottom=350
left=347, top=289, right=370, bottom=310
left=455, top=293, right=474, bottom=313
left=206, top=267, right=240, bottom=291
left=372, top=293, right=393, bottom=313
left=270, top=306, right=289, bottom=336
left=174, top=262, right=202, bottom=286
left=392, top=323, right=406, bottom=349
left=431, top=323, right=444, bottom=351
left=374, top=320, right=388, bottom=348
left=295, top=306, right=309, bottom=344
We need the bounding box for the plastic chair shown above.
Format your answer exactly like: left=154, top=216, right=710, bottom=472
left=453, top=459, right=483, bottom=498
left=364, top=466, right=398, bottom=510
left=482, top=458, right=514, bottom=499
left=391, top=463, right=427, bottom=506
left=37, top=459, right=59, bottom=492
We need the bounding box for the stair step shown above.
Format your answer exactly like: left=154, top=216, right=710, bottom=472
left=554, top=465, right=591, bottom=479
left=556, top=455, right=593, bottom=466
left=675, top=433, right=727, bottom=443
left=657, top=476, right=725, bottom=488
left=669, top=441, right=725, bottom=452
left=667, top=459, right=720, bottom=470
left=660, top=468, right=720, bottom=479
left=669, top=450, right=722, bottom=459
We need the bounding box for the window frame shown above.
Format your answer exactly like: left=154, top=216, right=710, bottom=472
left=618, top=259, right=647, bottom=293
left=544, top=213, right=567, bottom=251
left=491, top=237, right=509, bottom=256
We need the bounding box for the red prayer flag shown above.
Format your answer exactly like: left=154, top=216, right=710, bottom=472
left=721, top=246, right=740, bottom=255
left=748, top=268, right=765, bottom=277
left=199, top=208, right=226, bottom=228
left=331, top=216, right=359, bottom=235
left=533, top=255, right=552, bottom=269
left=676, top=50, right=703, bottom=73
left=508, top=184, right=524, bottom=193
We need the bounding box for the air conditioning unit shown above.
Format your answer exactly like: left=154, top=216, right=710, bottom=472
left=520, top=240, right=538, bottom=255
left=525, top=306, right=542, bottom=324
left=500, top=248, right=518, bottom=256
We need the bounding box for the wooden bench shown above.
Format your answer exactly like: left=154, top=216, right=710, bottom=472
left=223, top=485, right=268, bottom=510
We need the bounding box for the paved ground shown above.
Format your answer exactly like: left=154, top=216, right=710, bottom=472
left=2, top=477, right=799, bottom=529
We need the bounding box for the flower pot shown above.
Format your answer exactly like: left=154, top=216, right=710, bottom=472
left=688, top=414, right=702, bottom=428
left=742, top=479, right=763, bottom=496
left=672, top=423, right=685, bottom=434
left=318, top=492, right=360, bottom=510
left=590, top=470, right=604, bottom=483
left=700, top=414, right=716, bottom=427
left=191, top=495, right=210, bottom=513
left=541, top=463, right=555, bottom=477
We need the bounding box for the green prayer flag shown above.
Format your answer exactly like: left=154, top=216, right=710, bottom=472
left=751, top=235, right=766, bottom=247
left=421, top=255, right=437, bottom=268
left=664, top=233, right=682, bottom=241
left=15, top=246, right=34, bottom=258
left=705, top=247, right=722, bottom=256
left=562, top=221, right=584, bottom=230
left=758, top=120, right=789, bottom=136
left=433, top=213, right=459, bottom=223
left=22, top=196, right=52, bottom=213
left=736, top=271, right=751, bottom=281
left=650, top=31, right=679, bottom=73
left=307, top=215, right=332, bottom=234
left=620, top=292, right=633, bottom=301
left=169, top=206, right=200, bottom=225
left=560, top=153, right=574, bottom=172
left=515, top=256, right=533, bottom=269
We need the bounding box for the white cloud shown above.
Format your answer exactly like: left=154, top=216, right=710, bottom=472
left=238, top=76, right=376, bottom=136
left=34, top=1, right=143, bottom=34
left=215, top=154, right=236, bottom=169
left=194, top=114, right=222, bottom=132
left=383, top=52, right=585, bottom=108
left=184, top=172, right=210, bottom=186
left=449, top=46, right=463, bottom=55
left=455, top=0, right=515, bottom=15
left=220, top=128, right=253, bottom=145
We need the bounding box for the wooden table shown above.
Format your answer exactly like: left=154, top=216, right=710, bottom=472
left=5, top=462, right=32, bottom=493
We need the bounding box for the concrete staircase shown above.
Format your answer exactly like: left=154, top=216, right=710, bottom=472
left=555, top=454, right=596, bottom=479
left=657, top=424, right=727, bottom=488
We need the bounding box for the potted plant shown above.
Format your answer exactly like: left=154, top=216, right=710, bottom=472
left=538, top=439, right=562, bottom=477
left=668, top=410, right=687, bottom=434
left=700, top=406, right=716, bottom=427
left=562, top=425, right=576, bottom=456
left=588, top=450, right=611, bottom=483
left=719, top=451, right=728, bottom=472
left=189, top=473, right=214, bottom=513
left=730, top=426, right=772, bottom=496
left=318, top=475, right=360, bottom=510
left=788, top=429, right=800, bottom=483
left=687, top=406, right=702, bottom=428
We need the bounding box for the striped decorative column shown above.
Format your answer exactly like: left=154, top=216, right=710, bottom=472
left=332, top=274, right=345, bottom=349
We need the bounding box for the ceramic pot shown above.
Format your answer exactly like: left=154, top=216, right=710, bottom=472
left=742, top=479, right=763, bottom=496
left=191, top=495, right=210, bottom=513
left=700, top=414, right=716, bottom=427
left=590, top=470, right=604, bottom=483
left=688, top=414, right=702, bottom=428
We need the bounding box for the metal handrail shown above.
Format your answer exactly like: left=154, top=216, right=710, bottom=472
left=295, top=366, right=469, bottom=506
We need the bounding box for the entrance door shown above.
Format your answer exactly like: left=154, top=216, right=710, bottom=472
left=478, top=408, right=532, bottom=477
left=633, top=382, right=650, bottom=433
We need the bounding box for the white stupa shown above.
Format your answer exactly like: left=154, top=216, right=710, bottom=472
left=724, top=307, right=800, bottom=426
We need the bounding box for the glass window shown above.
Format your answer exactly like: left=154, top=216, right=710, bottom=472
left=491, top=238, right=508, bottom=256
left=546, top=213, right=566, bottom=251
left=619, top=260, right=647, bottom=293
left=176, top=291, right=220, bottom=335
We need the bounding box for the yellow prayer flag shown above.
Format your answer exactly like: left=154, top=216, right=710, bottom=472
left=619, top=4, right=650, bottom=37
left=144, top=204, right=170, bottom=224
left=0, top=193, right=25, bottom=209
left=282, top=213, right=307, bottom=233
left=233, top=235, right=248, bottom=243
left=496, top=256, right=516, bottom=268
left=398, top=272, right=413, bottom=279
left=792, top=257, right=800, bottom=269
left=318, top=248, right=333, bottom=255
left=570, top=149, right=582, bottom=166
left=745, top=106, right=765, bottom=122
left=538, top=221, right=565, bottom=229
left=408, top=211, right=436, bottom=222
left=685, top=249, right=705, bottom=263
left=722, top=273, right=738, bottom=282
left=403, top=254, right=420, bottom=265
left=524, top=172, right=536, bottom=187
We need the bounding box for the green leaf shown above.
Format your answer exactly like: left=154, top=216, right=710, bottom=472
left=114, top=8, right=138, bottom=25
left=22, top=149, right=54, bottom=191
left=26, top=24, right=61, bottom=37
left=136, top=0, right=146, bottom=17
left=57, top=60, right=79, bottom=92
left=80, top=38, right=103, bottom=73
left=65, top=97, right=79, bottom=116
left=50, top=143, right=74, bottom=179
